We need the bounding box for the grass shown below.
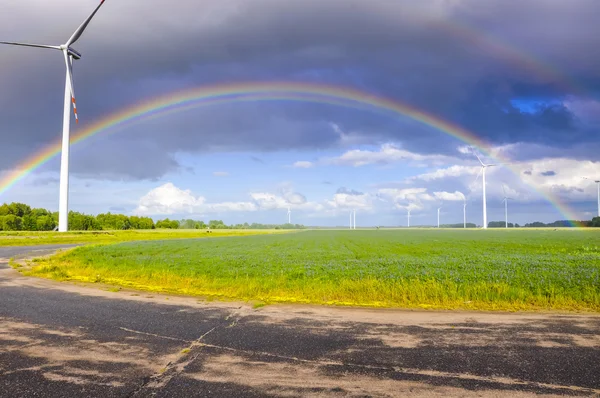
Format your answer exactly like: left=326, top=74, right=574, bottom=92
left=24, top=229, right=600, bottom=312
left=0, top=229, right=290, bottom=247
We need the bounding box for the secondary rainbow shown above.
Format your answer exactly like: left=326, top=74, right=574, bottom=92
left=0, top=81, right=584, bottom=224
left=433, top=18, right=586, bottom=97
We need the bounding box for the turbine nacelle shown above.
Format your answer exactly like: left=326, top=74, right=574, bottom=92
left=67, top=47, right=82, bottom=60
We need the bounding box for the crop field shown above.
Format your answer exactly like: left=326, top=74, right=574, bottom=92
left=24, top=229, right=600, bottom=311
left=0, top=229, right=288, bottom=247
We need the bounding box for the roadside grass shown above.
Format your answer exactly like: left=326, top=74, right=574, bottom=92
left=24, top=229, right=600, bottom=312
left=0, top=229, right=292, bottom=247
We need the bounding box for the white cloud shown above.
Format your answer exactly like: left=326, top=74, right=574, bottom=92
left=292, top=161, right=314, bottom=168
left=207, top=201, right=257, bottom=212
left=134, top=182, right=206, bottom=216
left=433, top=191, right=465, bottom=201
left=134, top=183, right=258, bottom=216
left=212, top=171, right=229, bottom=177
left=376, top=187, right=437, bottom=211
left=249, top=192, right=290, bottom=210
left=329, top=122, right=373, bottom=147
left=325, top=192, right=373, bottom=211
left=457, top=145, right=472, bottom=154
left=327, top=143, right=455, bottom=167
left=516, top=158, right=600, bottom=200
left=408, top=165, right=479, bottom=182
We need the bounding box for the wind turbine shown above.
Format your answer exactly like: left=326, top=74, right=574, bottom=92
left=287, top=207, right=291, bottom=224
left=1, top=1, right=108, bottom=232
left=348, top=209, right=356, bottom=229
left=473, top=152, right=497, bottom=229
left=501, top=184, right=514, bottom=228
left=407, top=208, right=411, bottom=228
left=583, top=177, right=600, bottom=217
left=437, top=206, right=442, bottom=228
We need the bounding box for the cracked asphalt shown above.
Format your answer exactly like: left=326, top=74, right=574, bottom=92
left=1, top=245, right=599, bottom=397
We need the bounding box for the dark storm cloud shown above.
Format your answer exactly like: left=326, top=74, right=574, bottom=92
left=69, top=137, right=181, bottom=180
left=1, top=0, right=599, bottom=179
left=32, top=176, right=60, bottom=186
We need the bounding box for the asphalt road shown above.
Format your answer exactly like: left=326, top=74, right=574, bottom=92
left=1, top=245, right=599, bottom=397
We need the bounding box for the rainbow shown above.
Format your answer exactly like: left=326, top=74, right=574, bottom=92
left=0, top=81, right=584, bottom=225
left=433, top=19, right=585, bottom=97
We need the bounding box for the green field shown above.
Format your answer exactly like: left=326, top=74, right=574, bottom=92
left=0, top=229, right=287, bottom=246
left=24, top=229, right=600, bottom=311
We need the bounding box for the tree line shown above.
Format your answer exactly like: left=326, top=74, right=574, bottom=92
left=0, top=202, right=306, bottom=231
left=488, top=219, right=600, bottom=228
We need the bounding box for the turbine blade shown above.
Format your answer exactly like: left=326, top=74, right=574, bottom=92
left=473, top=152, right=485, bottom=166
left=66, top=0, right=106, bottom=47
left=472, top=167, right=483, bottom=185
left=502, top=184, right=507, bottom=196
left=0, top=41, right=60, bottom=50
left=63, top=51, right=79, bottom=124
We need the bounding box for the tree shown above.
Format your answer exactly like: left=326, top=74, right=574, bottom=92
left=208, top=220, right=227, bottom=229
left=68, top=212, right=101, bottom=231
left=156, top=218, right=179, bottom=229
left=7, top=202, right=31, bottom=217
left=179, top=219, right=198, bottom=229
left=129, top=216, right=154, bottom=229
left=36, top=215, right=56, bottom=231
left=0, top=215, right=23, bottom=231
left=22, top=214, right=38, bottom=231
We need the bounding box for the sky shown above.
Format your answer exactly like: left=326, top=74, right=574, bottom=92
left=0, top=0, right=599, bottom=227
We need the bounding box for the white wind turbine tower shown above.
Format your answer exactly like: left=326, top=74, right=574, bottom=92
left=583, top=177, right=600, bottom=217
left=407, top=208, right=411, bottom=228
left=501, top=184, right=514, bottom=228
left=1, top=1, right=108, bottom=232
left=437, top=205, right=442, bottom=228
left=287, top=207, right=291, bottom=224
left=473, top=152, right=497, bottom=229
left=348, top=209, right=356, bottom=229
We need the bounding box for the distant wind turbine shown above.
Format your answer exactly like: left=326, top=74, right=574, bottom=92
left=501, top=184, right=514, bottom=228
left=0, top=1, right=108, bottom=232
left=473, top=152, right=497, bottom=229
left=437, top=206, right=442, bottom=228
left=348, top=209, right=356, bottom=229
left=407, top=208, right=411, bottom=228
left=583, top=177, right=600, bottom=217
left=287, top=207, right=291, bottom=224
